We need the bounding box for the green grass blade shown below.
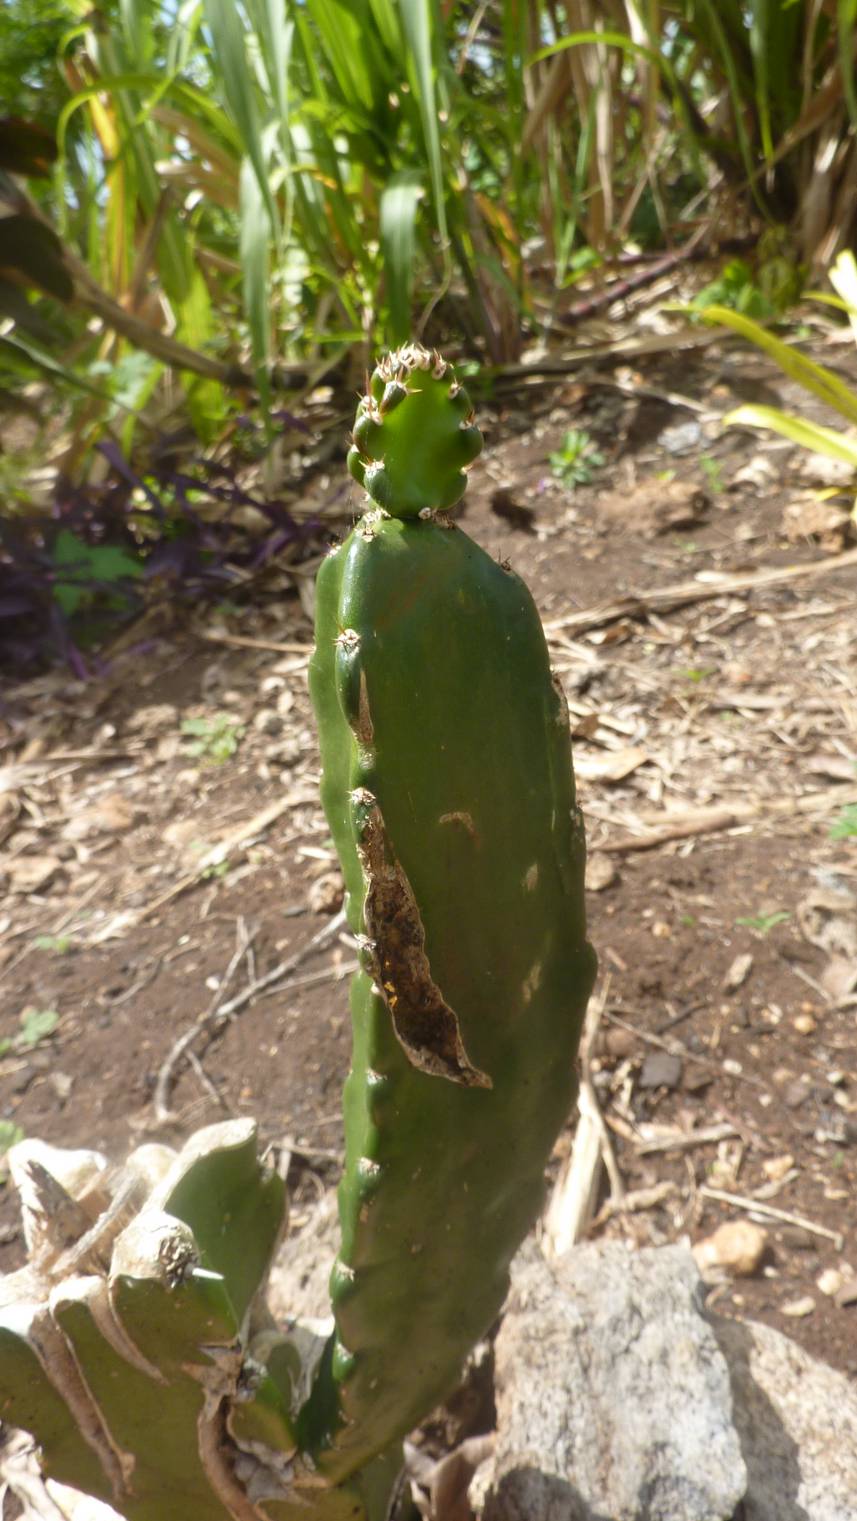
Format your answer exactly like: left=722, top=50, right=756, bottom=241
left=204, top=0, right=278, bottom=230
left=239, top=153, right=272, bottom=404
left=838, top=0, right=857, bottom=124
left=380, top=171, right=423, bottom=343
left=724, top=403, right=857, bottom=466
left=400, top=0, right=448, bottom=246
left=695, top=304, right=857, bottom=426
left=748, top=0, right=773, bottom=164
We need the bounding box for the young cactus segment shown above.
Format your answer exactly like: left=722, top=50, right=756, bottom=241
left=347, top=345, right=482, bottom=516
left=307, top=347, right=596, bottom=1480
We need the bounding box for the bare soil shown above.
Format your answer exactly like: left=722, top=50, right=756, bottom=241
left=1, top=333, right=856, bottom=1385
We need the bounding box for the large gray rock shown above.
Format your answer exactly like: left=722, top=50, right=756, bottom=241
left=472, top=1241, right=857, bottom=1521
left=713, top=1315, right=857, bottom=1521
left=473, top=1242, right=746, bottom=1521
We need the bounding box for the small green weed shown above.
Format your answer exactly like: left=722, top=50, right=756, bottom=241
left=735, top=910, right=790, bottom=936
left=180, top=715, right=245, bottom=765
left=33, top=934, right=73, bottom=954
left=0, top=1120, right=24, bottom=1159
left=690, top=258, right=774, bottom=320
left=829, top=804, right=857, bottom=840
left=549, top=429, right=605, bottom=489
left=202, top=860, right=231, bottom=881
left=0, top=1008, right=60, bottom=1058
left=699, top=455, right=725, bottom=493
left=681, top=666, right=716, bottom=684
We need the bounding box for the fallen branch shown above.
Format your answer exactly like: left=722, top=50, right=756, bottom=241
left=636, top=1123, right=739, bottom=1155
left=699, top=1185, right=844, bottom=1250
left=545, top=545, right=857, bottom=640
left=139, top=792, right=315, bottom=922
left=598, top=786, right=857, bottom=854
left=153, top=920, right=255, bottom=1123
left=543, top=978, right=624, bottom=1258
left=592, top=1179, right=679, bottom=1227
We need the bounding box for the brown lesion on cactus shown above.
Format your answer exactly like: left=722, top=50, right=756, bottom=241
left=356, top=803, right=491, bottom=1090
left=355, top=670, right=374, bottom=749
left=439, top=810, right=480, bottom=844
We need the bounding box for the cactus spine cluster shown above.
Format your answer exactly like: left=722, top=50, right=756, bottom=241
left=0, top=346, right=595, bottom=1521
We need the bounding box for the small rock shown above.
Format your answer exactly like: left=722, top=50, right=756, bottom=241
left=761, top=1153, right=794, bottom=1184
left=602, top=1026, right=636, bottom=1062
left=3, top=855, right=63, bottom=894
left=127, top=703, right=178, bottom=732
left=779, top=1226, right=818, bottom=1252
left=584, top=853, right=617, bottom=892
left=784, top=1078, right=811, bottom=1109
left=822, top=958, right=857, bottom=1000
left=49, top=1072, right=73, bottom=1103
left=683, top=1067, right=714, bottom=1094
left=693, top=1220, right=768, bottom=1279
left=638, top=1050, right=683, bottom=1090
left=307, top=872, right=344, bottom=915
left=793, top=1013, right=817, bottom=1036
left=783, top=495, right=851, bottom=551
left=835, top=1279, right=857, bottom=1308
left=64, top=793, right=136, bottom=841
left=781, top=1295, right=815, bottom=1318
left=724, top=951, right=754, bottom=990
left=253, top=708, right=282, bottom=736
left=817, top=1269, right=843, bottom=1298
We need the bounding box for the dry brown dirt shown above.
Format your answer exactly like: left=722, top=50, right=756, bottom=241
left=1, top=338, right=856, bottom=1384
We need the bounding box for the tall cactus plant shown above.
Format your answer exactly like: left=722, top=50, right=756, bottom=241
left=0, top=346, right=596, bottom=1521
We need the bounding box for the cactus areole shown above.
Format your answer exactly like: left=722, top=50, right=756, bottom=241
left=306, top=345, right=597, bottom=1479
left=0, top=347, right=595, bottom=1521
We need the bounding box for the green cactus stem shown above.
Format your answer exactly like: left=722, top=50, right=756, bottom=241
left=306, top=343, right=596, bottom=1481
left=0, top=347, right=595, bottom=1521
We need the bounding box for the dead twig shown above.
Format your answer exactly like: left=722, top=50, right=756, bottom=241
left=597, top=786, right=857, bottom=854
left=153, top=919, right=255, bottom=1123
left=544, top=545, right=857, bottom=641
left=212, top=907, right=347, bottom=1023
left=604, top=1009, right=767, bottom=1090
left=699, top=1185, right=844, bottom=1250
left=198, top=630, right=313, bottom=657
left=592, top=1179, right=679, bottom=1227
left=139, top=794, right=314, bottom=922
left=636, top=1123, right=739, bottom=1155
left=257, top=959, right=359, bottom=999
left=543, top=977, right=624, bottom=1258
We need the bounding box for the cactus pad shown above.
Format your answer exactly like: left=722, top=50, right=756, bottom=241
left=307, top=344, right=596, bottom=1479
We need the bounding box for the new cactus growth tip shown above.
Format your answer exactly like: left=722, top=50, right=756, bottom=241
left=0, top=346, right=596, bottom=1521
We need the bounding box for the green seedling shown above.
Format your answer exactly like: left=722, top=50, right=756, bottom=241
left=32, top=934, right=72, bottom=953
left=681, top=666, right=716, bottom=684
left=830, top=804, right=857, bottom=840
left=0, top=1121, right=24, bottom=1158
left=699, top=455, right=725, bottom=493
left=0, top=1007, right=60, bottom=1057
left=0, top=346, right=595, bottom=1521
left=181, top=714, right=245, bottom=764
left=549, top=427, right=605, bottom=488
left=735, top=910, right=791, bottom=936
